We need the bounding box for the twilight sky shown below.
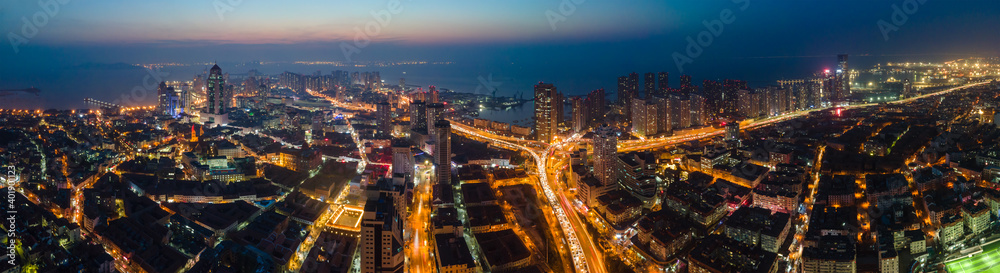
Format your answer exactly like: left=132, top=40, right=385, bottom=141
left=2, top=0, right=1000, bottom=65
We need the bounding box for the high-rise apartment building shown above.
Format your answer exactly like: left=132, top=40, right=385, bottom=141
left=671, top=94, right=691, bottom=129
left=434, top=120, right=452, bottom=185
left=392, top=139, right=413, bottom=177
left=534, top=82, right=560, bottom=143
left=593, top=124, right=619, bottom=186
left=426, top=103, right=445, bottom=137
left=657, top=72, right=669, bottom=96
left=644, top=72, right=656, bottom=98
left=377, top=101, right=392, bottom=135
left=409, top=100, right=427, bottom=132
left=586, top=88, right=606, bottom=126
left=571, top=96, right=587, bottom=133
left=631, top=98, right=658, bottom=137
left=361, top=179, right=405, bottom=273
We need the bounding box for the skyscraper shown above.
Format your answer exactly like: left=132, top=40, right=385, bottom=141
left=703, top=80, right=723, bottom=119
left=618, top=74, right=639, bottom=123
left=655, top=96, right=673, bottom=134
left=657, top=72, right=669, bottom=96
left=392, top=139, right=413, bottom=177
left=206, top=64, right=229, bottom=115
left=837, top=54, right=850, bottom=100
left=690, top=92, right=705, bottom=127
left=592, top=124, right=619, bottom=186
left=671, top=93, right=691, bottom=129
left=586, top=88, right=606, bottom=126
left=429, top=85, right=440, bottom=103
left=644, top=72, right=656, bottom=98
left=361, top=179, right=405, bottom=273
left=617, top=76, right=629, bottom=105
left=157, top=82, right=179, bottom=116
left=409, top=100, right=427, bottom=132
left=680, top=75, right=693, bottom=93
left=533, top=82, right=559, bottom=143
left=571, top=96, right=587, bottom=133
left=434, top=120, right=452, bottom=185
left=376, top=101, right=392, bottom=135
left=631, top=98, right=658, bottom=137
left=722, top=79, right=746, bottom=117
left=426, top=103, right=445, bottom=137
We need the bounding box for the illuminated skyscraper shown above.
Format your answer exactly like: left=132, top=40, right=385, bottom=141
left=680, top=75, right=693, bottom=93
left=586, top=88, right=606, bottom=126
left=429, top=85, right=440, bottom=103
left=593, top=124, right=619, bottom=185
left=361, top=179, right=405, bottom=273
left=206, top=64, right=229, bottom=115
left=392, top=139, right=413, bottom=177
left=534, top=82, right=559, bottom=143
left=690, top=92, right=705, bottom=127
left=644, top=72, right=656, bottom=98
left=571, top=96, right=587, bottom=133
left=426, top=103, right=445, bottom=137
left=671, top=93, right=691, bottom=129
left=838, top=54, right=850, bottom=99
left=722, top=79, right=747, bottom=117
left=377, top=101, right=392, bottom=135
left=157, top=82, right=179, bottom=116
left=409, top=100, right=427, bottom=132
left=434, top=120, right=451, bottom=185
left=703, top=80, right=723, bottom=119
left=657, top=72, right=669, bottom=96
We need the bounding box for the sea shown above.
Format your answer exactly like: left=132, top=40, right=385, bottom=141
left=0, top=54, right=965, bottom=123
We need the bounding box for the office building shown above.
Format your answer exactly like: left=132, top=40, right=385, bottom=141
left=157, top=82, right=180, bottom=117
left=533, top=82, right=560, bottom=143
left=203, top=64, right=231, bottom=124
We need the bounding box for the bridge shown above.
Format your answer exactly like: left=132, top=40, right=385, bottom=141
left=83, top=98, right=123, bottom=110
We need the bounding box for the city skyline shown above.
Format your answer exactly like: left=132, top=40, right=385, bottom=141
left=5, top=2, right=1000, bottom=273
